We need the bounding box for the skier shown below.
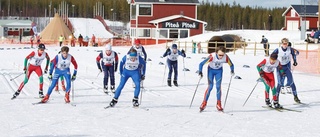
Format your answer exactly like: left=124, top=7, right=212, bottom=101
left=128, top=39, right=147, bottom=61
left=128, top=39, right=147, bottom=88
left=11, top=44, right=50, bottom=99
left=198, top=46, right=234, bottom=112
left=59, top=35, right=64, bottom=47
left=257, top=53, right=284, bottom=108
left=41, top=46, right=78, bottom=103
left=109, top=48, right=146, bottom=107
left=51, top=51, right=66, bottom=92
left=162, top=44, right=186, bottom=87
left=96, top=44, right=119, bottom=94
left=272, top=38, right=300, bottom=103
left=260, top=35, right=270, bottom=56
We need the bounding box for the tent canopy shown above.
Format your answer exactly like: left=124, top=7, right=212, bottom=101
left=40, top=13, right=72, bottom=42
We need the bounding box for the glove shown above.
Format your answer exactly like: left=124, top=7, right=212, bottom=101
left=23, top=68, right=27, bottom=74
left=166, top=48, right=170, bottom=53
left=99, top=68, right=102, bottom=72
left=293, top=61, right=298, bottom=66
left=259, top=72, right=264, bottom=77
left=231, top=70, right=235, bottom=76
left=141, top=75, right=145, bottom=81
left=44, top=69, right=48, bottom=74
left=181, top=49, right=185, bottom=54
left=199, top=72, right=203, bottom=78
left=71, top=75, right=76, bottom=81
left=48, top=74, right=52, bottom=80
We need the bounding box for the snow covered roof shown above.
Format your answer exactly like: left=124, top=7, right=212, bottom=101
left=0, top=20, right=32, bottom=27
left=133, top=0, right=199, bottom=4
left=148, top=15, right=207, bottom=25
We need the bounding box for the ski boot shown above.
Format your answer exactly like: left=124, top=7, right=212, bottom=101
left=109, top=98, right=118, bottom=107
left=294, top=95, right=301, bottom=103
left=167, top=79, right=172, bottom=87
left=41, top=95, right=50, bottom=103
left=11, top=90, right=21, bottom=100
left=173, top=80, right=178, bottom=87
left=280, top=87, right=285, bottom=94
left=216, top=100, right=223, bottom=111
left=103, top=86, right=109, bottom=94
left=39, top=90, right=44, bottom=98
left=110, top=85, right=115, bottom=93
left=65, top=92, right=70, bottom=103
left=265, top=98, right=272, bottom=107
left=273, top=100, right=282, bottom=109
left=132, top=97, right=139, bottom=107
left=199, top=101, right=207, bottom=112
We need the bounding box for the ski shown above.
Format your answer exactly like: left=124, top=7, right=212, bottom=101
left=262, top=106, right=283, bottom=112
left=69, top=103, right=77, bottom=107
left=32, top=102, right=44, bottom=105
left=104, top=106, right=112, bottom=109
left=262, top=106, right=301, bottom=112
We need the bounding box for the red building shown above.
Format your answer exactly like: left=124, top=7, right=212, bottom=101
left=128, top=0, right=207, bottom=45
left=282, top=5, right=318, bottom=31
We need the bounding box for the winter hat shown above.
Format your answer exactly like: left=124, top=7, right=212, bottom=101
left=134, top=39, right=141, bottom=45
left=38, top=43, right=46, bottom=49
left=172, top=44, right=177, bottom=49
left=270, top=53, right=278, bottom=60
left=105, top=44, right=112, bottom=51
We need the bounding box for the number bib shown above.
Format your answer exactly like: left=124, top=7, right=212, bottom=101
left=29, top=50, right=46, bottom=66
left=262, top=58, right=279, bottom=73
left=208, top=53, right=227, bottom=69
left=102, top=51, right=115, bottom=65
left=56, top=54, right=71, bottom=70
left=167, top=51, right=179, bottom=61
left=277, top=47, right=291, bottom=65
left=124, top=55, right=139, bottom=70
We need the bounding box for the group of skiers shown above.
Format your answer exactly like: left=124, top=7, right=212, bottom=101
left=11, top=37, right=301, bottom=112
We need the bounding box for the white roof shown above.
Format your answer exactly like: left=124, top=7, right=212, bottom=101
left=148, top=15, right=207, bottom=25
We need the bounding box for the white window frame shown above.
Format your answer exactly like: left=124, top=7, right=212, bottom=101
left=130, top=4, right=136, bottom=20
left=138, top=4, right=152, bottom=16
left=135, top=28, right=151, bottom=38
left=291, top=9, right=295, bottom=17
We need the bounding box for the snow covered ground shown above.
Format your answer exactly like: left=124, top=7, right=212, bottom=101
left=1, top=30, right=320, bottom=137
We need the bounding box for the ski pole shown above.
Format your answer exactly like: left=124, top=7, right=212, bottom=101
left=162, top=62, right=167, bottom=86
left=10, top=73, right=24, bottom=81
left=242, top=79, right=260, bottom=106
left=97, top=71, right=101, bottom=78
left=223, top=75, right=233, bottom=110
left=189, top=76, right=202, bottom=108
left=72, top=81, right=75, bottom=101
left=140, top=80, right=144, bottom=105
left=183, top=57, right=186, bottom=84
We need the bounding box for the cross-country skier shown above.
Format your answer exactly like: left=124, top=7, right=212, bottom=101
left=272, top=38, right=300, bottom=103
left=41, top=46, right=78, bottom=103
left=96, top=44, right=119, bottom=94
left=257, top=53, right=285, bottom=108
left=198, top=46, right=234, bottom=112
left=11, top=44, right=50, bottom=99
left=128, top=39, right=147, bottom=88
left=51, top=51, right=66, bottom=92
left=162, top=44, right=186, bottom=86
left=109, top=48, right=146, bottom=107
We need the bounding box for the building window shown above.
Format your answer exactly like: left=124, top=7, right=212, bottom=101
left=137, top=28, right=150, bottom=37
left=169, top=30, right=178, bottom=38
left=8, top=28, right=13, bottom=31
left=179, top=30, right=189, bottom=38
left=14, top=28, right=19, bottom=31
left=131, top=5, right=136, bottom=19
left=159, top=30, right=168, bottom=38
left=130, top=28, right=136, bottom=37
left=139, top=4, right=151, bottom=16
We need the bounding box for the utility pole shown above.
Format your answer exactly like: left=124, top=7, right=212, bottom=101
left=318, top=0, right=320, bottom=30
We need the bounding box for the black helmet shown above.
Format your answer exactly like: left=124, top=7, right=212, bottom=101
left=38, top=43, right=46, bottom=49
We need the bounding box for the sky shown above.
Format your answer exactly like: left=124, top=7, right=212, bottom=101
left=1, top=18, right=320, bottom=136
left=204, top=0, right=317, bottom=8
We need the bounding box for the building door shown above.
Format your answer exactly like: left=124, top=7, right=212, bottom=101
left=287, top=21, right=299, bottom=30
